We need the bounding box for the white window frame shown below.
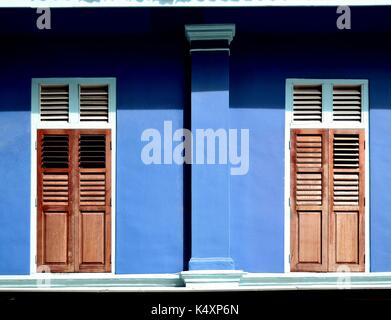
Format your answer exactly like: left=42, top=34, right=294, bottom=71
left=284, top=78, right=370, bottom=273
left=30, top=77, right=117, bottom=276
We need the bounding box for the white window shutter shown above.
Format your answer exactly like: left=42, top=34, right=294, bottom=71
left=40, top=84, right=69, bottom=122
left=333, top=85, right=362, bottom=122
left=293, top=85, right=322, bottom=123
left=79, top=85, right=109, bottom=122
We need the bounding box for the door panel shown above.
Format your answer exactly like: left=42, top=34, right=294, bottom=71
left=328, top=129, right=365, bottom=272
left=290, top=129, right=329, bottom=272
left=37, top=130, right=74, bottom=272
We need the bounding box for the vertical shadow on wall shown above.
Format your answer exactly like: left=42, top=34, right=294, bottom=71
left=183, top=41, right=192, bottom=271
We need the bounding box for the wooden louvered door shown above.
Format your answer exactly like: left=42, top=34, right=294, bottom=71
left=75, top=130, right=111, bottom=272
left=37, top=129, right=111, bottom=273
left=290, top=129, right=329, bottom=272
left=290, top=128, right=365, bottom=272
left=329, top=129, right=365, bottom=271
left=37, top=130, right=74, bottom=272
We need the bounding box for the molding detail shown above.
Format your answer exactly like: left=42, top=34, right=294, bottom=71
left=181, top=270, right=246, bottom=289
left=240, top=273, right=391, bottom=289
left=185, top=24, right=236, bottom=44
left=0, top=275, right=184, bottom=290
left=4, top=273, right=391, bottom=291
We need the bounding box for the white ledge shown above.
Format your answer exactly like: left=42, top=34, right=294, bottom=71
left=185, top=24, right=236, bottom=44
left=3, top=272, right=391, bottom=291
left=181, top=270, right=245, bottom=289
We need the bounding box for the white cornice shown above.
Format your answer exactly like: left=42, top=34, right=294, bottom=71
left=185, top=24, right=236, bottom=44
left=5, top=0, right=391, bottom=8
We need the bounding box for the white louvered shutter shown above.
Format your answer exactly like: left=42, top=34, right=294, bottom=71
left=333, top=85, right=362, bottom=122
left=292, top=85, right=322, bottom=123
left=40, top=84, right=69, bottom=122
left=79, top=85, right=109, bottom=122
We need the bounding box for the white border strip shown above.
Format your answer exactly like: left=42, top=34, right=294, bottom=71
left=3, top=0, right=391, bottom=8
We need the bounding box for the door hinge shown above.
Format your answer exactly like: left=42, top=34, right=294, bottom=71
left=35, top=198, right=37, bottom=207
left=289, top=140, right=291, bottom=150
left=288, top=198, right=291, bottom=207
left=364, top=254, right=366, bottom=263
left=364, top=197, right=366, bottom=207
left=288, top=254, right=291, bottom=263
left=110, top=197, right=112, bottom=207
left=35, top=255, right=37, bottom=264
left=364, top=140, right=366, bottom=150
left=110, top=141, right=112, bottom=150
left=35, top=141, right=37, bottom=150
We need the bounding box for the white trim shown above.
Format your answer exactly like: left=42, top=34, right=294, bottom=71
left=363, top=82, right=370, bottom=273
left=30, top=77, right=117, bottom=276
left=190, top=48, right=231, bottom=53
left=3, top=0, right=391, bottom=8
left=30, top=81, right=38, bottom=276
left=2, top=272, right=391, bottom=292
left=185, top=24, right=236, bottom=44
left=284, top=81, right=292, bottom=273
left=0, top=273, right=179, bottom=280
left=284, top=79, right=370, bottom=273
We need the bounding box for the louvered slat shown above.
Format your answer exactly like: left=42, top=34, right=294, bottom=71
left=79, top=135, right=106, bottom=168
left=333, top=134, right=360, bottom=206
left=80, top=85, right=109, bottom=122
left=40, top=85, right=69, bottom=122
left=80, top=172, right=106, bottom=206
left=295, top=134, right=323, bottom=206
left=42, top=173, right=69, bottom=206
left=41, top=135, right=69, bottom=168
left=333, top=85, right=362, bottom=122
left=293, top=85, right=322, bottom=122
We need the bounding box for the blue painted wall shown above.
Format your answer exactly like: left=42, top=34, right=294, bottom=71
left=0, top=39, right=32, bottom=273
left=1, top=7, right=391, bottom=274
left=0, top=111, right=30, bottom=275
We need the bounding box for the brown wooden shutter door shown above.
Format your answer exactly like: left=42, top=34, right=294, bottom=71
left=37, top=129, right=111, bottom=273
left=290, top=129, right=329, bottom=272
left=75, top=129, right=111, bottom=272
left=328, top=129, right=365, bottom=272
left=37, top=129, right=74, bottom=272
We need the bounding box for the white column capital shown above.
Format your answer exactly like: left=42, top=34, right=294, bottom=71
left=185, top=24, right=236, bottom=44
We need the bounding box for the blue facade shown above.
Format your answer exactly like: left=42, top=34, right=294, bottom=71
left=0, top=7, right=391, bottom=275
